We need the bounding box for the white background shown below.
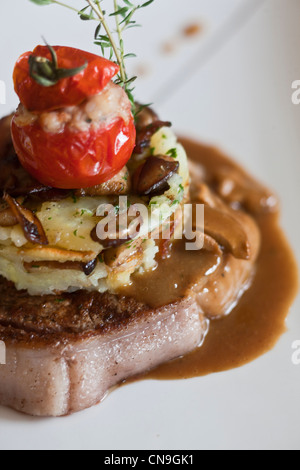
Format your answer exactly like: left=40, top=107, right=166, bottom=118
left=0, top=0, right=299, bottom=450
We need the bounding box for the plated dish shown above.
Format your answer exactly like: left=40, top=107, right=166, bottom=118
left=0, top=0, right=297, bottom=417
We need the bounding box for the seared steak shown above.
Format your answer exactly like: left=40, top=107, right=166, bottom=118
left=0, top=278, right=208, bottom=416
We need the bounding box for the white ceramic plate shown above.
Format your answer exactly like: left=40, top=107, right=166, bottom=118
left=0, top=0, right=299, bottom=450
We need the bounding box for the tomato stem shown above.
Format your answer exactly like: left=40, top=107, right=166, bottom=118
left=29, top=44, right=88, bottom=87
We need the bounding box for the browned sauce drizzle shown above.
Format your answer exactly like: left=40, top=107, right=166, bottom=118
left=126, top=139, right=299, bottom=381
left=146, top=213, right=298, bottom=379
left=121, top=239, right=219, bottom=308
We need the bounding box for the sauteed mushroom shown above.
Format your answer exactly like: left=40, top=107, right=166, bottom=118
left=135, top=120, right=172, bottom=154
left=133, top=155, right=179, bottom=196
left=201, top=206, right=251, bottom=260
left=191, top=183, right=253, bottom=260
left=103, top=238, right=143, bottom=269
left=3, top=193, right=48, bottom=246
left=24, top=258, right=97, bottom=276
left=0, top=206, right=18, bottom=227
left=77, top=166, right=131, bottom=197
left=91, top=205, right=143, bottom=249
left=135, top=105, right=159, bottom=128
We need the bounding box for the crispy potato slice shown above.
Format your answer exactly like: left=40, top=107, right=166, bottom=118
left=18, top=246, right=97, bottom=263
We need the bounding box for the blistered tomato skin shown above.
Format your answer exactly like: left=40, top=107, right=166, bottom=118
left=12, top=45, right=136, bottom=189
left=13, top=46, right=120, bottom=113
left=11, top=116, right=136, bottom=189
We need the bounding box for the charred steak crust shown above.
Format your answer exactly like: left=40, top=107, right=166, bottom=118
left=0, top=276, right=173, bottom=344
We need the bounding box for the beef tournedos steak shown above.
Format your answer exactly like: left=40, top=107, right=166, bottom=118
left=0, top=278, right=209, bottom=416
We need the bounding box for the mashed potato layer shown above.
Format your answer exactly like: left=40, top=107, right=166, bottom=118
left=0, top=127, right=189, bottom=295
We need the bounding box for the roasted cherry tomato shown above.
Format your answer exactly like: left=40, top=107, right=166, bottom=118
left=11, top=115, right=136, bottom=189
left=11, top=46, right=136, bottom=189
left=13, top=46, right=120, bottom=112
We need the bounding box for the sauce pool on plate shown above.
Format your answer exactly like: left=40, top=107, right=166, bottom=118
left=123, top=138, right=299, bottom=381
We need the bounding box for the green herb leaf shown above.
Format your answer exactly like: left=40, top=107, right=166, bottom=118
left=142, top=0, right=155, bottom=7
left=123, top=53, right=137, bottom=59
left=29, top=0, right=52, bottom=5
left=123, top=0, right=134, bottom=7
left=109, top=7, right=129, bottom=17
left=71, top=192, right=77, bottom=204
left=171, top=200, right=179, bottom=207
left=94, top=23, right=101, bottom=39
left=78, top=6, right=94, bottom=21
left=166, top=148, right=178, bottom=159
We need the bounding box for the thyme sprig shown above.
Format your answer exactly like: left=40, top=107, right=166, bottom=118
left=29, top=0, right=155, bottom=115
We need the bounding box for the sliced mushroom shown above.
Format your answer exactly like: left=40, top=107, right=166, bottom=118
left=103, top=237, right=143, bottom=269
left=23, top=258, right=97, bottom=276
left=190, top=183, right=255, bottom=260
left=3, top=193, right=49, bottom=246
left=91, top=206, right=143, bottom=249
left=0, top=153, right=70, bottom=202
left=0, top=114, right=14, bottom=160
left=90, top=226, right=132, bottom=249
left=202, top=233, right=223, bottom=256
left=133, top=155, right=179, bottom=196
left=0, top=206, right=18, bottom=227
left=24, top=260, right=79, bottom=273
left=215, top=166, right=279, bottom=214
left=194, top=205, right=251, bottom=260
left=135, top=105, right=159, bottom=128
left=81, top=258, right=98, bottom=276
left=77, top=166, right=131, bottom=197
left=191, top=182, right=219, bottom=208
left=187, top=141, right=278, bottom=214
left=135, top=120, right=172, bottom=154
left=22, top=186, right=70, bottom=202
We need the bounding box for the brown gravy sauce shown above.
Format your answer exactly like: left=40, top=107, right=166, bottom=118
left=125, top=139, right=299, bottom=380
left=121, top=239, right=219, bottom=308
